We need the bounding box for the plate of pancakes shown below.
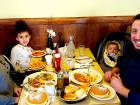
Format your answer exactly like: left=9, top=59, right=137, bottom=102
left=25, top=88, right=50, bottom=105
left=89, top=84, right=116, bottom=101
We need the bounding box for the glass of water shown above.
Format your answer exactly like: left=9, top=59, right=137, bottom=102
left=45, top=81, right=56, bottom=102
left=78, top=45, right=85, bottom=57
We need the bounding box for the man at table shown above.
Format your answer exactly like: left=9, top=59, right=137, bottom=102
left=0, top=53, right=22, bottom=105
left=104, top=13, right=140, bottom=105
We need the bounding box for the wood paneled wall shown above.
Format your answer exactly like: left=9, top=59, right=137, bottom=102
left=0, top=16, right=133, bottom=58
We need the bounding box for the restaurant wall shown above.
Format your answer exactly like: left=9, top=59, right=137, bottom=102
left=0, top=0, right=140, bottom=18
left=0, top=0, right=136, bottom=58
left=0, top=16, right=133, bottom=58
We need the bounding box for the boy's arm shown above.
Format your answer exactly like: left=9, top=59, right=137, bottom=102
left=10, top=47, right=18, bottom=67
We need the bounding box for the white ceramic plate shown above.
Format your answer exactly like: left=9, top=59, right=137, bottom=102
left=28, top=65, right=45, bottom=71
left=59, top=91, right=88, bottom=104
left=25, top=89, right=50, bottom=105
left=22, top=71, right=57, bottom=90
left=31, top=50, right=47, bottom=57
left=70, top=69, right=102, bottom=85
left=28, top=62, right=46, bottom=71
left=76, top=56, right=94, bottom=64
left=90, top=84, right=116, bottom=101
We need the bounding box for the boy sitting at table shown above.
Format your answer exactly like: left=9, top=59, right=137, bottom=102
left=10, top=20, right=33, bottom=72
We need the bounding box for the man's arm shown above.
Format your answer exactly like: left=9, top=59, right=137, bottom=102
left=128, top=90, right=140, bottom=105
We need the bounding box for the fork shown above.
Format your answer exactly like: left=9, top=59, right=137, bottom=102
left=23, top=85, right=37, bottom=92
left=20, top=82, right=28, bottom=87
left=86, top=65, right=93, bottom=84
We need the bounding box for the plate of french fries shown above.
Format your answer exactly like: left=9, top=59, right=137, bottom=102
left=28, top=61, right=46, bottom=71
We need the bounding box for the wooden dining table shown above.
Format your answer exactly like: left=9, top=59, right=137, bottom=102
left=18, top=48, right=120, bottom=105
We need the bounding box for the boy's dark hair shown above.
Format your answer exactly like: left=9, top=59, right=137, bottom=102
left=134, top=14, right=140, bottom=20
left=15, top=20, right=32, bottom=36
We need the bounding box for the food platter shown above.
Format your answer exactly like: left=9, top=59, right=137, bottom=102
left=28, top=61, right=46, bottom=71
left=31, top=50, right=47, bottom=57
left=22, top=71, right=57, bottom=90
left=25, top=89, right=50, bottom=105
left=20, top=88, right=50, bottom=105
left=59, top=91, right=87, bottom=104
left=70, top=69, right=102, bottom=85
left=76, top=56, right=94, bottom=64
left=59, top=84, right=89, bottom=104
left=89, top=84, right=116, bottom=101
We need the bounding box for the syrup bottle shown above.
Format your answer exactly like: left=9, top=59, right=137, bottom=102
left=57, top=72, right=64, bottom=96
left=63, top=71, right=69, bottom=87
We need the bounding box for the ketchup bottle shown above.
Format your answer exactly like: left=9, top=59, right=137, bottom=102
left=54, top=53, right=61, bottom=72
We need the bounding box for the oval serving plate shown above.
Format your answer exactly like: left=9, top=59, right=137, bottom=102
left=28, top=61, right=46, bottom=71
left=22, top=71, right=57, bottom=91
left=89, top=84, right=116, bottom=101
left=70, top=69, right=102, bottom=85
left=25, top=88, right=50, bottom=105
left=76, top=56, right=94, bottom=64
left=31, top=50, right=47, bottom=57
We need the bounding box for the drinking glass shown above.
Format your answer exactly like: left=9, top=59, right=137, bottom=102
left=45, top=55, right=53, bottom=65
left=65, top=58, right=74, bottom=69
left=45, top=81, right=56, bottom=102
left=79, top=45, right=85, bottom=57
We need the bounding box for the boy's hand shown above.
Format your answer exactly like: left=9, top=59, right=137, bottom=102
left=14, top=86, right=22, bottom=96
left=14, top=97, right=20, bottom=103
